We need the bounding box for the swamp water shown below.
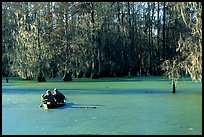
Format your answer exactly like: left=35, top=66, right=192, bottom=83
left=2, top=78, right=202, bottom=135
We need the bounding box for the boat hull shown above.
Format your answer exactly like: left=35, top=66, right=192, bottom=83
left=42, top=103, right=66, bottom=109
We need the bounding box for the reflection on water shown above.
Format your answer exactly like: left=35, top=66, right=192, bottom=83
left=2, top=84, right=202, bottom=135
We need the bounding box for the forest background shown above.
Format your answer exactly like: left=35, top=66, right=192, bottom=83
left=2, top=2, right=202, bottom=82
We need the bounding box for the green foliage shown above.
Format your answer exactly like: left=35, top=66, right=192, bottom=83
left=161, top=59, right=180, bottom=85
left=2, top=2, right=202, bottom=81
left=176, top=2, right=202, bottom=81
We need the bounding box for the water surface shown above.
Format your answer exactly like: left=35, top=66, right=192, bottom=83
left=2, top=78, right=202, bottom=135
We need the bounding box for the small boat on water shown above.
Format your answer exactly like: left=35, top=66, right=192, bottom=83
left=41, top=100, right=66, bottom=109
left=40, top=100, right=102, bottom=109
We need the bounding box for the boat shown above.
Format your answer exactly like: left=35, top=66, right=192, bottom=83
left=42, top=101, right=66, bottom=109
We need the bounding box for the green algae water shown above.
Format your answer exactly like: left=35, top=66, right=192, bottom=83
left=2, top=77, right=202, bottom=135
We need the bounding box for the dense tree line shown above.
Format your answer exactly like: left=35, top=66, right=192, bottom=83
left=2, top=2, right=202, bottom=82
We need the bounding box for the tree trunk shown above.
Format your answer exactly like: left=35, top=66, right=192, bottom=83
left=151, top=3, right=155, bottom=75
left=63, top=72, right=72, bottom=81
left=63, top=4, right=70, bottom=81
left=37, top=70, right=46, bottom=82
left=90, top=2, right=99, bottom=79
left=162, top=2, right=166, bottom=60
left=6, top=78, right=9, bottom=83
left=157, top=2, right=161, bottom=75
left=37, top=13, right=46, bottom=82
left=172, top=80, right=176, bottom=93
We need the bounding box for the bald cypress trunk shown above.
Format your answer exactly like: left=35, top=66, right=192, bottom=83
left=172, top=80, right=176, bottom=93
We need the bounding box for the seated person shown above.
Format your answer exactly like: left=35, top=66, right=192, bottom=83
left=41, top=90, right=56, bottom=104
left=53, top=88, right=65, bottom=103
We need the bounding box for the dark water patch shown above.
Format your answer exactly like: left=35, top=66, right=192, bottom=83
left=97, top=89, right=169, bottom=94
left=2, top=83, right=15, bottom=87
left=58, top=103, right=104, bottom=109
left=73, top=79, right=143, bottom=82
left=2, top=87, right=201, bottom=95
left=55, top=88, right=171, bottom=95
left=2, top=88, right=97, bottom=95
left=2, top=88, right=47, bottom=94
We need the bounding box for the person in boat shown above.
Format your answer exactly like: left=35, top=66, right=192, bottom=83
left=41, top=90, right=56, bottom=104
left=53, top=88, right=65, bottom=103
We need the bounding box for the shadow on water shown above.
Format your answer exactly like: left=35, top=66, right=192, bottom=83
left=45, top=103, right=104, bottom=110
